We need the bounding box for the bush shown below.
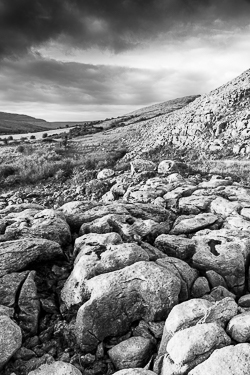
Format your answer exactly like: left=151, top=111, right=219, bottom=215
left=7, top=136, right=13, bottom=140
left=85, top=158, right=97, bottom=170
left=0, top=165, right=16, bottom=178
left=30, top=135, right=36, bottom=140
left=42, top=133, right=48, bottom=138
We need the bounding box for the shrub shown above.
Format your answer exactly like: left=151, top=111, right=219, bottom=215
left=7, top=136, right=13, bottom=140
left=0, top=165, right=16, bottom=178
left=42, top=133, right=48, bottom=138
left=30, top=135, right=36, bottom=140
left=85, top=158, right=97, bottom=170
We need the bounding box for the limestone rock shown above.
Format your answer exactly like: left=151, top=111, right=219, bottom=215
left=97, top=168, right=115, bottom=180
left=0, top=315, right=22, bottom=369
left=0, top=271, right=29, bottom=307
left=59, top=200, right=100, bottom=231
left=189, top=344, right=250, bottom=375
left=18, top=271, right=40, bottom=337
left=2, top=209, right=71, bottom=246
left=156, top=257, right=198, bottom=301
left=0, top=239, right=63, bottom=277
left=113, top=369, right=156, bottom=375
left=171, top=213, right=218, bottom=235
left=227, top=312, right=250, bottom=342
left=75, top=261, right=181, bottom=351
left=158, top=160, right=178, bottom=174
left=28, top=361, right=82, bottom=375
left=131, top=159, right=156, bottom=173
left=154, top=234, right=195, bottom=260
left=166, top=322, right=231, bottom=365
left=210, top=197, right=241, bottom=217
left=108, top=337, right=154, bottom=370
left=191, top=277, right=210, bottom=298
left=61, top=243, right=150, bottom=309
left=179, top=195, right=215, bottom=214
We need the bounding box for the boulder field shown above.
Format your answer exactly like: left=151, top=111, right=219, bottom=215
left=2, top=160, right=250, bottom=374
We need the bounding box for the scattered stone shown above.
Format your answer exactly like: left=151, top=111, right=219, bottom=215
left=108, top=337, right=154, bottom=370
left=0, top=315, right=22, bottom=369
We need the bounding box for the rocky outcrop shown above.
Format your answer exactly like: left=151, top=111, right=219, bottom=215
left=3, top=157, right=250, bottom=375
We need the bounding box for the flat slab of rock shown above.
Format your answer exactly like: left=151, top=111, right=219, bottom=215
left=0, top=238, right=63, bottom=276
left=171, top=213, right=218, bottom=235
left=189, top=344, right=250, bottom=375
left=0, top=315, right=22, bottom=369
left=0, top=271, right=29, bottom=307
left=75, top=261, right=181, bottom=351
left=108, top=337, right=154, bottom=370
left=154, top=234, right=195, bottom=260
left=210, top=197, right=241, bottom=217
left=28, top=361, right=82, bottom=375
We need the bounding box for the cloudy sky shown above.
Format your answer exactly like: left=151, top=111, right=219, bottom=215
left=1, top=0, right=250, bottom=121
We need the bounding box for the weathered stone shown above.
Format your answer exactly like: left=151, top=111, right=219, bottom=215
left=0, top=305, right=14, bottom=317
left=74, top=232, right=122, bottom=258
left=223, top=213, right=250, bottom=231
left=208, top=286, right=236, bottom=301
left=238, top=294, right=250, bottom=307
left=59, top=200, right=100, bottom=230
left=193, top=232, right=250, bottom=295
left=167, top=322, right=231, bottom=366
left=205, top=270, right=227, bottom=289
left=2, top=209, right=71, bottom=246
left=0, top=239, right=63, bottom=277
left=158, top=160, right=178, bottom=174
left=154, top=234, right=195, bottom=260
left=191, top=277, right=210, bottom=298
left=108, top=337, right=154, bottom=370
left=189, top=344, right=250, bottom=375
left=75, top=261, right=181, bottom=351
left=61, top=243, right=150, bottom=309
left=156, top=257, right=198, bottom=301
left=227, top=312, right=250, bottom=342
left=0, top=271, right=29, bottom=307
left=113, top=369, right=156, bottom=375
left=0, top=315, right=22, bottom=369
left=18, top=271, right=40, bottom=337
left=97, top=168, right=115, bottom=180
left=171, top=213, right=218, bottom=235
left=28, top=361, right=82, bottom=375
left=210, top=196, right=241, bottom=217
left=131, top=159, right=156, bottom=173
left=163, top=185, right=197, bottom=200
left=179, top=195, right=215, bottom=214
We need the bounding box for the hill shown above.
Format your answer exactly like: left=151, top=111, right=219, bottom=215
left=0, top=112, right=53, bottom=135
left=124, top=69, right=250, bottom=158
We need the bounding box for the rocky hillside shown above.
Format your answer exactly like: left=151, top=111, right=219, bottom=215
left=2, top=158, right=250, bottom=375
left=125, top=69, right=250, bottom=158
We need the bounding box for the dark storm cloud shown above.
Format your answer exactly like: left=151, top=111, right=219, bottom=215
left=1, top=0, right=250, bottom=57
left=0, top=55, right=171, bottom=106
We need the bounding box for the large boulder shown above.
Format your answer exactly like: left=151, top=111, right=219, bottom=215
left=164, top=322, right=231, bottom=373
left=2, top=209, right=71, bottom=246
left=193, top=230, right=250, bottom=295
left=59, top=201, right=100, bottom=231
left=0, top=315, right=22, bottom=369
left=61, top=243, right=150, bottom=309
left=189, top=344, right=250, bottom=375
left=75, top=261, right=181, bottom=351
left=0, top=239, right=63, bottom=276
left=113, top=370, right=156, bottom=375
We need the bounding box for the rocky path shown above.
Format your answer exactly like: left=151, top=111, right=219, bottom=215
left=2, top=158, right=250, bottom=374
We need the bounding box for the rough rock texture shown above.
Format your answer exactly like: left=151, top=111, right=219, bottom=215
left=75, top=261, right=181, bottom=351
left=108, top=337, right=154, bottom=370
left=0, top=238, right=63, bottom=276
left=0, top=315, right=22, bottom=369
left=28, top=361, right=82, bottom=375
left=189, top=344, right=250, bottom=375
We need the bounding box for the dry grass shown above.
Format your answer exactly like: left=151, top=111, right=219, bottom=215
left=0, top=141, right=127, bottom=187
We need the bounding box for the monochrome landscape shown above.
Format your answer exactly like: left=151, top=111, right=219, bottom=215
left=2, top=1, right=250, bottom=375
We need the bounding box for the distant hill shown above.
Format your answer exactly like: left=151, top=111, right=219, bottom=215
left=0, top=112, right=54, bottom=135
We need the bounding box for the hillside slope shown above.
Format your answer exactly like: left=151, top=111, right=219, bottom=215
left=124, top=69, right=250, bottom=158
left=0, top=112, right=53, bottom=134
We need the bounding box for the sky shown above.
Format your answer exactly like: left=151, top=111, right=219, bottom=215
left=1, top=0, right=250, bottom=121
